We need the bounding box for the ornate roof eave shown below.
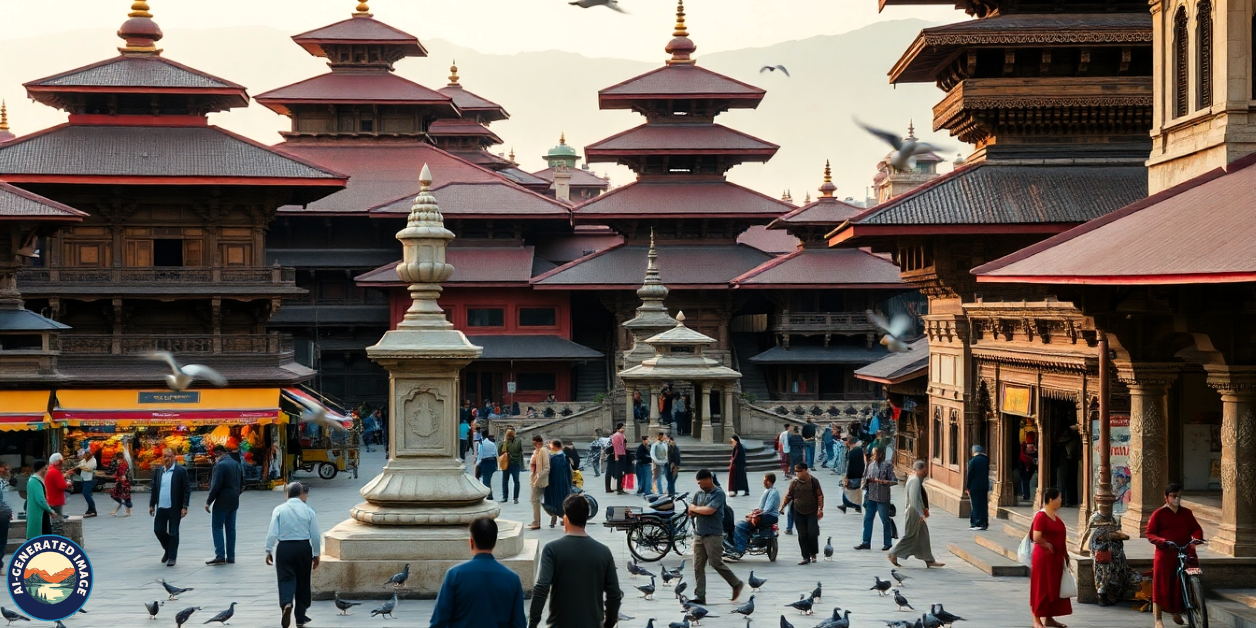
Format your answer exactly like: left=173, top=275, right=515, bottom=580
left=619, top=359, right=742, bottom=382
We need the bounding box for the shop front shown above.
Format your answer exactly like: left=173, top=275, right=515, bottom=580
left=53, top=389, right=287, bottom=490
left=0, top=391, right=56, bottom=477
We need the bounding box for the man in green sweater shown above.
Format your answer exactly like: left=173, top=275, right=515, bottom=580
left=529, top=494, right=622, bottom=628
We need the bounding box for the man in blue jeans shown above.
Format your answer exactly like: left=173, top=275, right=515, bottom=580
left=205, top=445, right=241, bottom=565
left=854, top=446, right=897, bottom=551
left=727, top=473, right=781, bottom=559
left=635, top=435, right=652, bottom=495
left=838, top=438, right=864, bottom=514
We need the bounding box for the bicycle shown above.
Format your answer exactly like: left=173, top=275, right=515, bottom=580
left=1162, top=539, right=1208, bottom=628
left=603, top=492, right=693, bottom=562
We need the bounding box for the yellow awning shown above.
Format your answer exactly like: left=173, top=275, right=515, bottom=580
left=54, top=388, right=281, bottom=427
left=0, top=391, right=52, bottom=432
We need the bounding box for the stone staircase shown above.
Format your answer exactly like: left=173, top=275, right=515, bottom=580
left=573, top=331, right=611, bottom=402
left=1211, top=590, right=1256, bottom=628
left=731, top=332, right=771, bottom=402
left=946, top=518, right=1030, bottom=578
left=674, top=437, right=779, bottom=472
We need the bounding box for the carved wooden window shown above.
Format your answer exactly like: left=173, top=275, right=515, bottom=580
left=1197, top=0, right=1213, bottom=110
left=1175, top=6, right=1189, bottom=118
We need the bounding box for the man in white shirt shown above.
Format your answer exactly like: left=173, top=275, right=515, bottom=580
left=650, top=433, right=669, bottom=495
left=265, top=482, right=320, bottom=628
left=477, top=432, right=499, bottom=489
left=779, top=424, right=792, bottom=478
left=75, top=446, right=98, bottom=517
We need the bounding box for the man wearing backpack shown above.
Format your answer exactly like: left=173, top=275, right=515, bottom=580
left=781, top=464, right=824, bottom=564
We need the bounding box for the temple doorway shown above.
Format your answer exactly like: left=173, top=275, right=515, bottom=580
left=1043, top=398, right=1082, bottom=507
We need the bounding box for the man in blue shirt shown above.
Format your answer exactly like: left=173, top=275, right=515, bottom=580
left=727, top=473, right=781, bottom=559
left=431, top=518, right=525, bottom=628
left=265, top=482, right=321, bottom=628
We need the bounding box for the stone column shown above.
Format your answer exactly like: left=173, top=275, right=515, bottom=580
left=1206, top=367, right=1256, bottom=557
left=691, top=383, right=704, bottom=441
left=1117, top=364, right=1177, bottom=538
left=699, top=383, right=716, bottom=444
left=314, top=166, right=535, bottom=599
left=1077, top=396, right=1096, bottom=534
left=723, top=388, right=735, bottom=439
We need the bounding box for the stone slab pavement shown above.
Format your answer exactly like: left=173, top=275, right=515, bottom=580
left=39, top=450, right=1158, bottom=628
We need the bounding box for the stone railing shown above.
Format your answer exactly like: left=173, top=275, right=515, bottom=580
left=492, top=401, right=612, bottom=442
left=18, top=266, right=296, bottom=287
left=738, top=399, right=889, bottom=440
left=61, top=333, right=293, bottom=356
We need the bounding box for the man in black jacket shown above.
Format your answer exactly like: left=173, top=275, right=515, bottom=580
left=206, top=445, right=242, bottom=565
left=838, top=438, right=864, bottom=515
left=965, top=445, right=990, bottom=530
left=666, top=435, right=682, bottom=496
left=150, top=448, right=191, bottom=567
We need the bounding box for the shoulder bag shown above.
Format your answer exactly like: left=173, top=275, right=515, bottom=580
left=497, top=449, right=510, bottom=471
left=1016, top=509, right=1046, bottom=567
left=1059, top=559, right=1078, bottom=598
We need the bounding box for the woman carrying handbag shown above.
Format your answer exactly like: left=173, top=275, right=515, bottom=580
left=1030, top=487, right=1074, bottom=628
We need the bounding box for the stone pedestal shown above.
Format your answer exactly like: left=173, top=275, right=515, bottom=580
left=1118, top=365, right=1177, bottom=538
left=1207, top=367, right=1256, bottom=557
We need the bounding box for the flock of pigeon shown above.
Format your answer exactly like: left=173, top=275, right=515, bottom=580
left=0, top=607, right=86, bottom=627
left=626, top=558, right=966, bottom=628
left=125, top=565, right=412, bottom=626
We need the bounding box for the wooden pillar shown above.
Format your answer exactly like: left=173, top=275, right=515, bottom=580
left=1118, top=365, right=1177, bottom=538
left=1206, top=367, right=1256, bottom=557
left=1077, top=396, right=1096, bottom=534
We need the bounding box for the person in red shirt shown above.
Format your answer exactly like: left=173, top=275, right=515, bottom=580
left=45, top=453, right=73, bottom=525
left=608, top=423, right=627, bottom=495
left=1145, top=483, right=1204, bottom=628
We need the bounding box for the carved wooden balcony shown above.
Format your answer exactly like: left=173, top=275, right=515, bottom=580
left=770, top=311, right=879, bottom=348
left=16, top=266, right=305, bottom=298
left=60, top=333, right=294, bottom=357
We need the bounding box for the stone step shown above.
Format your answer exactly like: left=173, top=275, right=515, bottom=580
left=1215, top=590, right=1256, bottom=610
left=974, top=531, right=1021, bottom=562
left=998, top=507, right=1036, bottom=529
left=946, top=539, right=1028, bottom=577
left=1208, top=597, right=1256, bottom=628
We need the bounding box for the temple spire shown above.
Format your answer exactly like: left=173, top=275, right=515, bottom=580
left=907, top=120, right=916, bottom=140
left=665, top=0, right=696, bottom=65
left=673, top=0, right=688, bottom=37
left=353, top=0, right=372, bottom=16
left=394, top=164, right=456, bottom=331
left=0, top=102, right=8, bottom=132
left=118, top=0, right=163, bottom=54
left=448, top=60, right=459, bottom=85
left=819, top=160, right=837, bottom=198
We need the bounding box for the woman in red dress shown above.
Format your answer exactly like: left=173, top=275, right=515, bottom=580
left=1030, top=487, right=1072, bottom=628
left=1145, top=483, right=1204, bottom=628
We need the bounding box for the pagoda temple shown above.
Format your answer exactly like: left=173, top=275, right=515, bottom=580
left=530, top=134, right=611, bottom=204
left=828, top=0, right=1155, bottom=522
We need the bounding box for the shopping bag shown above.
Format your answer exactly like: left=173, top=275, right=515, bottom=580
left=1017, top=533, right=1034, bottom=567
left=1059, top=563, right=1078, bottom=598
left=624, top=472, right=635, bottom=491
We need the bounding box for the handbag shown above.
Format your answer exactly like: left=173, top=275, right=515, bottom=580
left=1016, top=509, right=1046, bottom=567
left=498, top=451, right=509, bottom=471
left=887, top=503, right=897, bottom=518
left=1059, top=562, right=1078, bottom=598
left=624, top=472, right=635, bottom=490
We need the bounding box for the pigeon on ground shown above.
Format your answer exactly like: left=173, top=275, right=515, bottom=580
left=156, top=580, right=194, bottom=601
left=867, top=310, right=915, bottom=353
left=620, top=612, right=636, bottom=621
left=685, top=604, right=717, bottom=624
left=784, top=594, right=814, bottom=615
left=143, top=351, right=227, bottom=392
left=644, top=619, right=655, bottom=628
left=334, top=597, right=361, bottom=615
left=290, top=392, right=347, bottom=433
left=759, top=65, right=790, bottom=77
left=661, top=560, right=686, bottom=584
left=830, top=609, right=852, bottom=628
left=891, top=569, right=910, bottom=586
left=823, top=537, right=834, bottom=560
left=54, top=623, right=65, bottom=628
left=372, top=594, right=398, bottom=619
left=732, top=594, right=755, bottom=619
left=748, top=570, right=767, bottom=591
left=674, top=581, right=688, bottom=599
left=667, top=619, right=690, bottom=628
left=920, top=612, right=943, bottom=628
left=884, top=622, right=915, bottom=628
left=855, top=120, right=949, bottom=173
left=570, top=0, right=626, bottom=12
left=629, top=559, right=656, bottom=578
left=810, top=582, right=822, bottom=601
left=871, top=576, right=893, bottom=596
left=813, top=608, right=841, bottom=628
left=637, top=576, right=656, bottom=600
left=384, top=564, right=410, bottom=591
left=174, top=607, right=199, bottom=628
left=202, top=603, right=235, bottom=625
left=780, top=615, right=795, bottom=628
left=0, top=608, right=27, bottom=625
left=930, top=605, right=965, bottom=626
left=145, top=601, right=163, bottom=620
left=893, top=590, right=914, bottom=612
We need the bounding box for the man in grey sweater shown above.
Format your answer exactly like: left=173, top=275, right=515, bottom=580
left=529, top=494, right=623, bottom=628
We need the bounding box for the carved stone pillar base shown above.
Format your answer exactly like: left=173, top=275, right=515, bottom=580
left=1207, top=367, right=1256, bottom=557
left=1118, top=365, right=1177, bottom=539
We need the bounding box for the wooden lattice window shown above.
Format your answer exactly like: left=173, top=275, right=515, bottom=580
left=1197, top=0, right=1213, bottom=110
left=1175, top=6, right=1189, bottom=118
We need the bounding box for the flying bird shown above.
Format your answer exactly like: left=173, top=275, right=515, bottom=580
left=156, top=579, right=194, bottom=601
left=930, top=605, right=966, bottom=626
left=145, top=601, right=163, bottom=620
left=856, top=119, right=948, bottom=173
left=784, top=594, right=814, bottom=615
left=570, top=0, right=626, bottom=12
left=335, top=597, right=362, bottom=616
left=732, top=594, right=755, bottom=619
left=202, top=603, right=235, bottom=625
left=871, top=576, right=893, bottom=596
left=629, top=559, right=656, bottom=578
left=384, top=564, right=411, bottom=591
left=143, top=351, right=227, bottom=392
left=759, top=65, right=790, bottom=77
left=894, top=590, right=914, bottom=612
left=174, top=607, right=200, bottom=628
left=891, top=569, right=910, bottom=586
left=291, top=392, right=347, bottom=433
left=636, top=576, right=656, bottom=600
left=0, top=608, right=28, bottom=626
left=823, top=537, right=834, bottom=560
left=867, top=310, right=914, bottom=353
left=372, top=594, right=398, bottom=620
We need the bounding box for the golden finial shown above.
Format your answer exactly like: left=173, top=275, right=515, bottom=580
left=673, top=0, right=688, bottom=37
left=804, top=192, right=811, bottom=204
left=907, top=120, right=916, bottom=140
left=824, top=160, right=833, bottom=183
left=508, top=148, right=516, bottom=163
left=0, top=101, right=8, bottom=132
left=128, top=0, right=152, bottom=18
left=354, top=0, right=372, bottom=16
left=819, top=160, right=837, bottom=198
left=559, top=132, right=567, bottom=145
left=448, top=60, right=459, bottom=84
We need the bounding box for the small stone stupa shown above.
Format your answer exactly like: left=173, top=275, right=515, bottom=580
left=621, top=230, right=678, bottom=370
left=313, top=165, right=536, bottom=598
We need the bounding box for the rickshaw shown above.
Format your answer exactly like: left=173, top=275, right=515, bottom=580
left=281, top=389, right=360, bottom=480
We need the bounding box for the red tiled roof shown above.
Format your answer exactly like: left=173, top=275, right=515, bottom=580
left=24, top=55, right=250, bottom=111
left=438, top=84, right=509, bottom=121
left=972, top=153, right=1256, bottom=284
left=598, top=64, right=765, bottom=108
left=274, top=143, right=565, bottom=217
left=456, top=150, right=515, bottom=170
left=768, top=197, right=862, bottom=229
left=532, top=243, right=774, bottom=289
left=572, top=179, right=793, bottom=220
left=732, top=248, right=904, bottom=288
left=737, top=225, right=800, bottom=254
left=291, top=16, right=426, bottom=57
left=371, top=182, right=572, bottom=219
left=355, top=246, right=538, bottom=286
left=255, top=73, right=455, bottom=116
left=531, top=167, right=610, bottom=188
left=428, top=119, right=503, bottom=143
left=585, top=124, right=778, bottom=159
left=0, top=182, right=86, bottom=221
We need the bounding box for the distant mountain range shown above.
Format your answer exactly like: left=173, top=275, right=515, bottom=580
left=0, top=18, right=949, bottom=203
left=24, top=566, right=74, bottom=584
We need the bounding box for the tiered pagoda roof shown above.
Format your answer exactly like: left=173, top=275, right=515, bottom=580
left=430, top=61, right=513, bottom=169
left=0, top=182, right=86, bottom=221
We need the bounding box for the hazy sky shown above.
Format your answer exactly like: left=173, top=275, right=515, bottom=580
left=0, top=0, right=958, bottom=61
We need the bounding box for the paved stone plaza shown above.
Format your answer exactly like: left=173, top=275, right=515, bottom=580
left=58, top=449, right=1159, bottom=628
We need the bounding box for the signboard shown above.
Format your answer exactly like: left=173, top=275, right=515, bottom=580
left=1000, top=384, right=1034, bottom=416
left=1092, top=413, right=1131, bottom=522
left=138, top=391, right=200, bottom=404
left=506, top=382, right=517, bottom=394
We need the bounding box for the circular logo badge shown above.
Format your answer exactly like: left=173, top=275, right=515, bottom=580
left=7, top=536, right=91, bottom=621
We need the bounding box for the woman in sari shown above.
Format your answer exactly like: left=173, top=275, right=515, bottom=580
left=1030, top=487, right=1072, bottom=628
left=542, top=439, right=573, bottom=528
left=108, top=455, right=132, bottom=517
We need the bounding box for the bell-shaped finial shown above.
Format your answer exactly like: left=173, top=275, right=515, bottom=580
left=0, top=101, right=8, bottom=132
left=819, top=160, right=837, bottom=198
left=129, top=0, right=152, bottom=18
left=354, top=0, right=372, bottom=16
left=448, top=60, right=460, bottom=84
left=393, top=163, right=457, bottom=330
left=665, top=0, right=697, bottom=65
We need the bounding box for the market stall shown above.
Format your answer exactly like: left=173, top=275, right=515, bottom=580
left=0, top=390, right=56, bottom=478
left=280, top=388, right=358, bottom=480
left=52, top=389, right=287, bottom=490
